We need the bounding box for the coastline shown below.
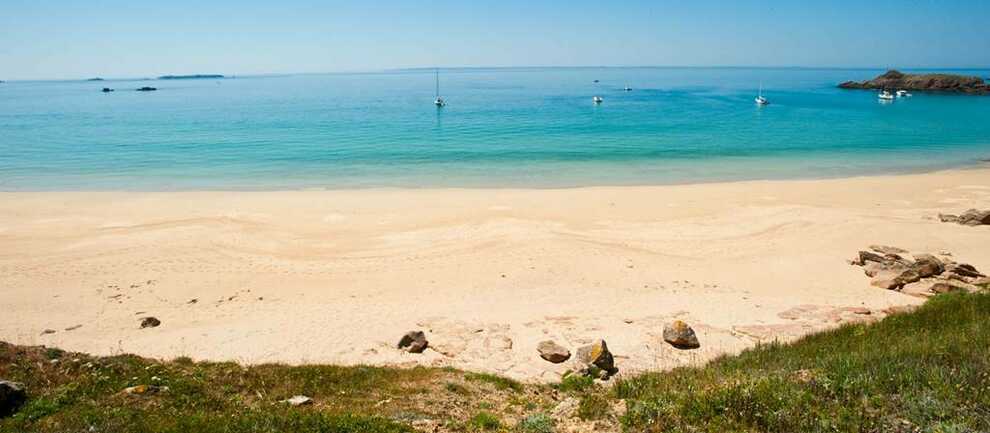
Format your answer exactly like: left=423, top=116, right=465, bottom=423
left=2, top=167, right=989, bottom=381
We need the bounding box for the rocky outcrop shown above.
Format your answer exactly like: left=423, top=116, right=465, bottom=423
left=0, top=380, right=27, bottom=417
left=537, top=340, right=571, bottom=363
left=939, top=209, right=990, bottom=226
left=397, top=331, right=428, bottom=353
left=850, top=246, right=987, bottom=297
left=662, top=320, right=700, bottom=349
left=839, top=70, right=990, bottom=94
left=136, top=86, right=158, bottom=92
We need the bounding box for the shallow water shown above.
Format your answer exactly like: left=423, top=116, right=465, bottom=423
left=1, top=67, right=989, bottom=190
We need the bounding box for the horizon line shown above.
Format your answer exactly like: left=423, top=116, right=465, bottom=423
left=5, top=64, right=989, bottom=83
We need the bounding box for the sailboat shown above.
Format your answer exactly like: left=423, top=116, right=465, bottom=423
left=434, top=68, right=446, bottom=107
left=755, top=83, right=769, bottom=105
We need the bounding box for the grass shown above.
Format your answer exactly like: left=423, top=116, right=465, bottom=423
left=614, top=292, right=990, bottom=432
left=467, top=411, right=501, bottom=431
left=2, top=292, right=988, bottom=432
left=464, top=372, right=523, bottom=392
left=516, top=413, right=554, bottom=433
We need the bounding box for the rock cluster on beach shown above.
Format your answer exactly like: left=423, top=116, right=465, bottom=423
left=939, top=209, right=990, bottom=226
left=401, top=323, right=701, bottom=381
left=839, top=70, right=990, bottom=94
left=850, top=245, right=988, bottom=297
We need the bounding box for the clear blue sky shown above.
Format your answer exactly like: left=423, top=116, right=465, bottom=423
left=2, top=0, right=989, bottom=80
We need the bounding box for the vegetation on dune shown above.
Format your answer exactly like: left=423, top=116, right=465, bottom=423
left=615, top=292, right=990, bottom=432
left=2, top=292, right=989, bottom=433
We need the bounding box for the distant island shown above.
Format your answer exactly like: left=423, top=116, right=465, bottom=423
left=86, top=78, right=104, bottom=81
left=839, top=70, right=989, bottom=94
left=158, top=74, right=225, bottom=80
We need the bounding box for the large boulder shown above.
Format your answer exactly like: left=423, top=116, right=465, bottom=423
left=663, top=320, right=701, bottom=349
left=0, top=380, right=27, bottom=417
left=871, top=267, right=921, bottom=290
left=575, top=339, right=617, bottom=378
left=911, top=254, right=945, bottom=278
left=537, top=340, right=571, bottom=363
left=397, top=331, right=428, bottom=353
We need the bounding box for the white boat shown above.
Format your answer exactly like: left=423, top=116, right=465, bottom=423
left=879, top=90, right=895, bottom=100
left=434, top=68, right=446, bottom=107
left=755, top=83, right=769, bottom=105
left=896, top=90, right=912, bottom=98
left=593, top=96, right=603, bottom=104
left=624, top=86, right=632, bottom=91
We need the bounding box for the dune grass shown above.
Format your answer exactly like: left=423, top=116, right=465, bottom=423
left=614, top=292, right=990, bottom=432
left=2, top=292, right=988, bottom=433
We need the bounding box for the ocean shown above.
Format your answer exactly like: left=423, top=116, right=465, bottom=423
left=2, top=67, right=989, bottom=190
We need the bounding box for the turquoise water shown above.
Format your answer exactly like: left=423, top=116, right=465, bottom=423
left=1, top=67, right=989, bottom=190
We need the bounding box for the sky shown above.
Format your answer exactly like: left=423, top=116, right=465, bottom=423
left=2, top=0, right=989, bottom=80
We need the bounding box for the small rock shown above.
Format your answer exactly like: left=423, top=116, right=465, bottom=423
left=281, top=395, right=313, bottom=406
left=884, top=305, right=918, bottom=315
left=945, top=263, right=986, bottom=279
left=857, top=250, right=886, bottom=264
left=123, top=384, right=162, bottom=396
left=869, top=245, right=908, bottom=255
left=537, top=340, right=571, bottom=363
left=139, top=317, right=161, bottom=329
left=575, top=339, right=617, bottom=377
left=0, top=380, right=27, bottom=418
left=663, top=320, right=700, bottom=349
left=397, top=331, right=428, bottom=353
left=930, top=279, right=980, bottom=294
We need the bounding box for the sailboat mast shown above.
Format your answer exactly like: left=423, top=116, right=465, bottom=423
left=435, top=68, right=440, bottom=98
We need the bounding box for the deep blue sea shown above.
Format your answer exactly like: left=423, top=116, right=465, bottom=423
left=2, top=67, right=989, bottom=190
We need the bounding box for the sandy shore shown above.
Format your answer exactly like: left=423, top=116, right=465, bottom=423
left=2, top=167, right=989, bottom=381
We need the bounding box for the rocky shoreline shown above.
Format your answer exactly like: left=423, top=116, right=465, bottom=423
left=839, top=70, right=990, bottom=94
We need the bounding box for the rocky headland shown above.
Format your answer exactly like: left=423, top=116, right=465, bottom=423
left=839, top=70, right=990, bottom=94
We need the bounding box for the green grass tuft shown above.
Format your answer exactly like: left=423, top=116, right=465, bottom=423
left=468, top=411, right=502, bottom=431
left=516, top=412, right=555, bottom=433
left=554, top=373, right=594, bottom=393
left=464, top=372, right=523, bottom=392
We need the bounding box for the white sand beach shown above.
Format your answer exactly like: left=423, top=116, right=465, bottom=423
left=2, top=167, right=989, bottom=381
